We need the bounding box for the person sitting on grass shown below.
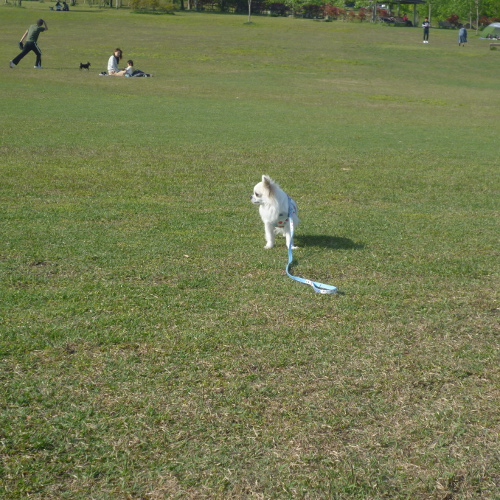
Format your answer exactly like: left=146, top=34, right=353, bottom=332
left=107, top=48, right=126, bottom=76
left=124, top=59, right=152, bottom=77
left=125, top=60, right=134, bottom=77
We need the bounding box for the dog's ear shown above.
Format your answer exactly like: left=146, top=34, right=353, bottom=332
left=262, top=175, right=274, bottom=197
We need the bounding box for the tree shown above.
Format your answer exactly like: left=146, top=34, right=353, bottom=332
left=412, top=0, right=498, bottom=24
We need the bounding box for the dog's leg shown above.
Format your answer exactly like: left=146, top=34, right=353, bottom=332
left=264, top=222, right=275, bottom=249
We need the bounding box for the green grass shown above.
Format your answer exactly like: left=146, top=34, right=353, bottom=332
left=1, top=4, right=499, bottom=498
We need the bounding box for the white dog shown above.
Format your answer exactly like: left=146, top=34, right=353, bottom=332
left=251, top=175, right=299, bottom=249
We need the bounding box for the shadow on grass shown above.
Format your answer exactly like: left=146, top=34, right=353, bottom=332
left=58, top=9, right=106, bottom=13
left=295, top=234, right=365, bottom=250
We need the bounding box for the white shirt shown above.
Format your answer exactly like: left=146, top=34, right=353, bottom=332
left=107, top=55, right=120, bottom=73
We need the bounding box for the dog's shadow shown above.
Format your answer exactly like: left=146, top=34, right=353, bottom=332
left=294, top=235, right=365, bottom=250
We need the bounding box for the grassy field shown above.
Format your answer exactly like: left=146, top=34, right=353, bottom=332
left=1, top=3, right=499, bottom=498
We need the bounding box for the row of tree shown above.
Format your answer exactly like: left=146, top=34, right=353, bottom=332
left=425, top=0, right=499, bottom=25
left=131, top=0, right=499, bottom=22
left=62, top=0, right=500, bottom=23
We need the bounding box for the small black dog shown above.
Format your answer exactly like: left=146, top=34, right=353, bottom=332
left=79, top=62, right=91, bottom=70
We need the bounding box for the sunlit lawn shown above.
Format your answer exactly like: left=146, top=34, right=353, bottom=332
left=1, top=4, right=499, bottom=498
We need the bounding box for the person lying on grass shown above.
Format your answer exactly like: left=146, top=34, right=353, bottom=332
left=124, top=60, right=152, bottom=77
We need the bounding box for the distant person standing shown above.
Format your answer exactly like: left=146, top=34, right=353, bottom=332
left=10, top=19, right=48, bottom=69
left=422, top=17, right=430, bottom=44
left=458, top=27, right=468, bottom=46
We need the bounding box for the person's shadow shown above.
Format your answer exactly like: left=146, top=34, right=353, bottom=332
left=294, top=234, right=364, bottom=250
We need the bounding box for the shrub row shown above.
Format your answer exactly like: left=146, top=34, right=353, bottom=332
left=130, top=0, right=174, bottom=12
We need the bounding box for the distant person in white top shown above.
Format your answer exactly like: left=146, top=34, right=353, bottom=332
left=422, top=17, right=430, bottom=43
left=123, top=59, right=152, bottom=77
left=125, top=60, right=134, bottom=76
left=107, top=48, right=126, bottom=76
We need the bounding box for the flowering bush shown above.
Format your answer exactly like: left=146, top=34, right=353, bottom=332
left=477, top=15, right=500, bottom=26
left=322, top=4, right=344, bottom=20
left=446, top=14, right=460, bottom=27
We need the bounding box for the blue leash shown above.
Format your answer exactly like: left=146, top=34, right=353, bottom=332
left=285, top=198, right=338, bottom=294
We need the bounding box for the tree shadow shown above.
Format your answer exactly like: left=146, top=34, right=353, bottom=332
left=51, top=9, right=106, bottom=13
left=295, top=234, right=365, bottom=250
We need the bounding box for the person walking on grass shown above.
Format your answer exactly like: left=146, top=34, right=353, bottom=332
left=458, top=27, right=468, bottom=46
left=10, top=19, right=48, bottom=69
left=422, top=17, right=430, bottom=44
